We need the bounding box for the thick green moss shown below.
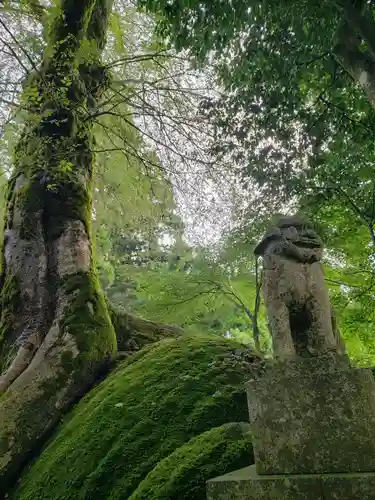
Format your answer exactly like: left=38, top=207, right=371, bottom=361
left=130, top=422, right=253, bottom=500
left=61, top=270, right=116, bottom=360
left=0, top=274, right=20, bottom=371
left=11, top=334, right=256, bottom=499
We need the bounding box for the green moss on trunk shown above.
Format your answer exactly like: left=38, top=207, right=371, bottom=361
left=0, top=274, right=20, bottom=371
left=61, top=271, right=116, bottom=358
left=0, top=0, right=113, bottom=365
left=0, top=0, right=116, bottom=492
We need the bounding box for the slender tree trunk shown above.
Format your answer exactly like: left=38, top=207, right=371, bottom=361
left=0, top=0, right=117, bottom=491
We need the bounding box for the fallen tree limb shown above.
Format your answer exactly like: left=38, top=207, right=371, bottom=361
left=108, top=303, right=183, bottom=353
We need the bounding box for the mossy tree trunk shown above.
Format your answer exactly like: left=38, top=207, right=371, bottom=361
left=332, top=0, right=375, bottom=112
left=0, top=0, right=117, bottom=491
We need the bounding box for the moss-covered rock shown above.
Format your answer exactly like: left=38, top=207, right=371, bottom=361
left=130, top=422, right=253, bottom=500
left=108, top=303, right=183, bottom=352
left=11, top=334, right=256, bottom=499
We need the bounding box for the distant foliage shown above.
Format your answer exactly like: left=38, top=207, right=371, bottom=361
left=138, top=0, right=375, bottom=365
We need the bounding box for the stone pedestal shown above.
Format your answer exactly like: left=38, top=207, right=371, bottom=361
left=248, top=357, right=375, bottom=474
left=206, top=357, right=375, bottom=499
left=207, top=465, right=375, bottom=500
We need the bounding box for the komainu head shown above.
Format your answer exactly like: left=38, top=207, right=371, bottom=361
left=254, top=214, right=323, bottom=263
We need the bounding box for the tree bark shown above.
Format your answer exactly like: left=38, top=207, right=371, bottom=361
left=0, top=0, right=117, bottom=491
left=332, top=3, right=375, bottom=111
left=332, top=0, right=375, bottom=60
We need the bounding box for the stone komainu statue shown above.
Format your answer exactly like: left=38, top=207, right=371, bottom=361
left=254, top=215, right=346, bottom=358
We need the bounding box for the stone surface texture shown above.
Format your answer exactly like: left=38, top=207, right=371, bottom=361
left=254, top=214, right=345, bottom=357
left=207, top=215, right=375, bottom=499
left=207, top=465, right=375, bottom=500
left=247, top=357, right=375, bottom=474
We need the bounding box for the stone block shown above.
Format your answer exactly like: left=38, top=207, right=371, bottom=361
left=247, top=357, right=375, bottom=474
left=207, top=465, right=375, bottom=500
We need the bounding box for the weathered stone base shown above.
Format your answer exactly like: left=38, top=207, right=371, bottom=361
left=207, top=465, right=375, bottom=500
left=247, top=357, right=375, bottom=474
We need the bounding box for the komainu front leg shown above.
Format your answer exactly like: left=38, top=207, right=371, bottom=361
left=307, top=298, right=337, bottom=355
left=267, top=300, right=296, bottom=358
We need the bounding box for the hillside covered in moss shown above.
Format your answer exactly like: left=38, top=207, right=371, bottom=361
left=130, top=422, right=253, bottom=500
left=11, top=334, right=256, bottom=499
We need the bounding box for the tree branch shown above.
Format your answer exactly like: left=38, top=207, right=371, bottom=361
left=158, top=287, right=219, bottom=307
left=0, top=36, right=29, bottom=75
left=0, top=17, right=40, bottom=73
left=0, top=0, right=45, bottom=19
left=318, top=94, right=373, bottom=131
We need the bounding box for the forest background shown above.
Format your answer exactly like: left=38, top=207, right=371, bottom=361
left=0, top=0, right=375, bottom=498
left=0, top=0, right=374, bottom=367
left=0, top=2, right=375, bottom=364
